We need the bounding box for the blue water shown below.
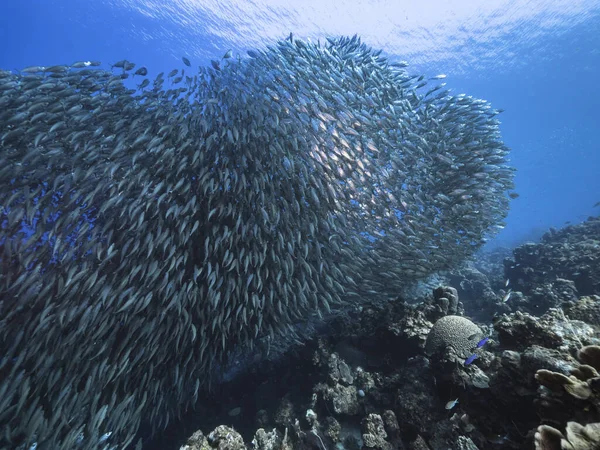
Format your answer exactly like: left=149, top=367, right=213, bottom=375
left=1, top=0, right=599, bottom=249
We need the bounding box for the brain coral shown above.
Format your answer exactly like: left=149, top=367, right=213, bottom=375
left=425, top=315, right=482, bottom=358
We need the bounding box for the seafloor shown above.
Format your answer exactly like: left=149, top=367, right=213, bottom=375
left=144, top=216, right=600, bottom=450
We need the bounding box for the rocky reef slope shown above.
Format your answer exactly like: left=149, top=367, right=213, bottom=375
left=154, top=217, right=600, bottom=450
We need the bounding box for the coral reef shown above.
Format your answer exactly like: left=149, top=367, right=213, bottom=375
left=504, top=217, right=600, bottom=310
left=161, top=218, right=600, bottom=450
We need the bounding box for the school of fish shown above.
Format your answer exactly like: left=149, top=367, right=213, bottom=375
left=0, top=35, right=514, bottom=449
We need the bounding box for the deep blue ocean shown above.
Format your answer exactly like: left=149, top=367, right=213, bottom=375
left=2, top=0, right=598, bottom=249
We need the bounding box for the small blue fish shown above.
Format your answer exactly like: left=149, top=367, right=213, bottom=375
left=464, top=354, right=478, bottom=365
left=476, top=337, right=489, bottom=349
left=445, top=398, right=459, bottom=410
